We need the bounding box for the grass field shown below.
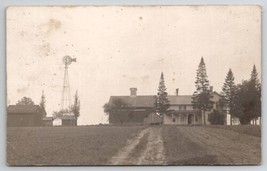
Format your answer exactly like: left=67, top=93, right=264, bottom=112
left=7, top=125, right=261, bottom=166
left=162, top=125, right=261, bottom=165
left=207, top=125, right=261, bottom=137
left=7, top=125, right=144, bottom=165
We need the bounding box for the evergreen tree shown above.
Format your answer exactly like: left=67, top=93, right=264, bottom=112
left=221, top=69, right=236, bottom=125
left=155, top=72, right=169, bottom=116
left=248, top=65, right=261, bottom=122
left=250, top=65, right=261, bottom=90
left=234, top=65, right=261, bottom=125
left=71, top=90, right=80, bottom=119
left=192, top=57, right=213, bottom=125
left=40, top=90, right=46, bottom=117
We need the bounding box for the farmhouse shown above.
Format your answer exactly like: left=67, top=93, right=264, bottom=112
left=108, top=87, right=221, bottom=125
left=7, top=105, right=46, bottom=127
left=165, top=87, right=221, bottom=125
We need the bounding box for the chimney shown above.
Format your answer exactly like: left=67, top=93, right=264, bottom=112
left=130, top=88, right=137, bottom=97
left=210, top=86, right=213, bottom=92
left=176, top=88, right=179, bottom=96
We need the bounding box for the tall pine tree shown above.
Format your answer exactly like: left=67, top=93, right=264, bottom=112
left=71, top=90, right=80, bottom=120
left=249, top=65, right=261, bottom=124
left=40, top=90, right=46, bottom=117
left=155, top=72, right=169, bottom=116
left=221, top=69, right=236, bottom=125
left=250, top=65, right=261, bottom=90
left=192, top=57, right=213, bottom=125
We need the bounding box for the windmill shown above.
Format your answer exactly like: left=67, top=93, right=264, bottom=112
left=61, top=55, right=76, bottom=111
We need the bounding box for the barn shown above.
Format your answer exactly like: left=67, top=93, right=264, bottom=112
left=108, top=87, right=221, bottom=125
left=7, top=105, right=46, bottom=127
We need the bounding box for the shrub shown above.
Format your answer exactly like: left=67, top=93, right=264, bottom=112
left=208, top=110, right=225, bottom=125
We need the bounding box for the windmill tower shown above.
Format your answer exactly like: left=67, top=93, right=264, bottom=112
left=61, top=55, right=76, bottom=110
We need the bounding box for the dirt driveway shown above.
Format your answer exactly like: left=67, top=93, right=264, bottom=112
left=109, top=127, right=166, bottom=165
left=109, top=126, right=261, bottom=165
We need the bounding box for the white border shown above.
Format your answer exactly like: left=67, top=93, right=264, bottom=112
left=0, top=0, right=265, bottom=171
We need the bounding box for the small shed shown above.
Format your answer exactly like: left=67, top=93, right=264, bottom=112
left=7, top=105, right=45, bottom=127
left=62, top=115, right=77, bottom=126
left=42, top=117, right=54, bottom=126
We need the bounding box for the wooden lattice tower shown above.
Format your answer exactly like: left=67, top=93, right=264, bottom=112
left=61, top=55, right=76, bottom=110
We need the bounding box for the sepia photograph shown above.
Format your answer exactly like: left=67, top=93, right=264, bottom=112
left=6, top=5, right=261, bottom=166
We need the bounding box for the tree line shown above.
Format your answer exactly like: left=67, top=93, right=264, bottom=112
left=104, top=57, right=261, bottom=125
left=190, top=57, right=261, bottom=125
left=220, top=65, right=261, bottom=125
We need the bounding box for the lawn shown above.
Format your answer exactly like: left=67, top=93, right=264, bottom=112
left=7, top=125, right=145, bottom=165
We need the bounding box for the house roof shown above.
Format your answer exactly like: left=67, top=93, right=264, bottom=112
left=109, top=96, right=156, bottom=108
left=167, top=95, right=193, bottom=105
left=109, top=95, right=194, bottom=107
left=7, top=105, right=41, bottom=114
left=109, top=91, right=221, bottom=108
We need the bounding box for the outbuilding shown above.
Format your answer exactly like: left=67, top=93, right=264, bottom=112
left=7, top=105, right=45, bottom=127
left=42, top=117, right=54, bottom=126
left=61, top=115, right=77, bottom=126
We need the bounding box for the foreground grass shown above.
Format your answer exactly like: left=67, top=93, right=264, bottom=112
left=162, top=125, right=261, bottom=165
left=162, top=126, right=217, bottom=165
left=7, top=125, right=144, bottom=165
left=208, top=125, right=261, bottom=137
left=7, top=125, right=261, bottom=166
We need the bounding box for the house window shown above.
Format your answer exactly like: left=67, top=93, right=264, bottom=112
left=173, top=118, right=176, bottom=122
left=195, top=115, right=198, bottom=121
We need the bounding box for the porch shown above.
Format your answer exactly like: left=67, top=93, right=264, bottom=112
left=163, top=110, right=202, bottom=125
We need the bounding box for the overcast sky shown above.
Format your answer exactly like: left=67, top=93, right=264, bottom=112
left=7, top=6, right=261, bottom=125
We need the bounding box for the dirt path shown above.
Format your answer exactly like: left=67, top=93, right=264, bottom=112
left=109, top=127, right=166, bottom=165
left=136, top=127, right=166, bottom=165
